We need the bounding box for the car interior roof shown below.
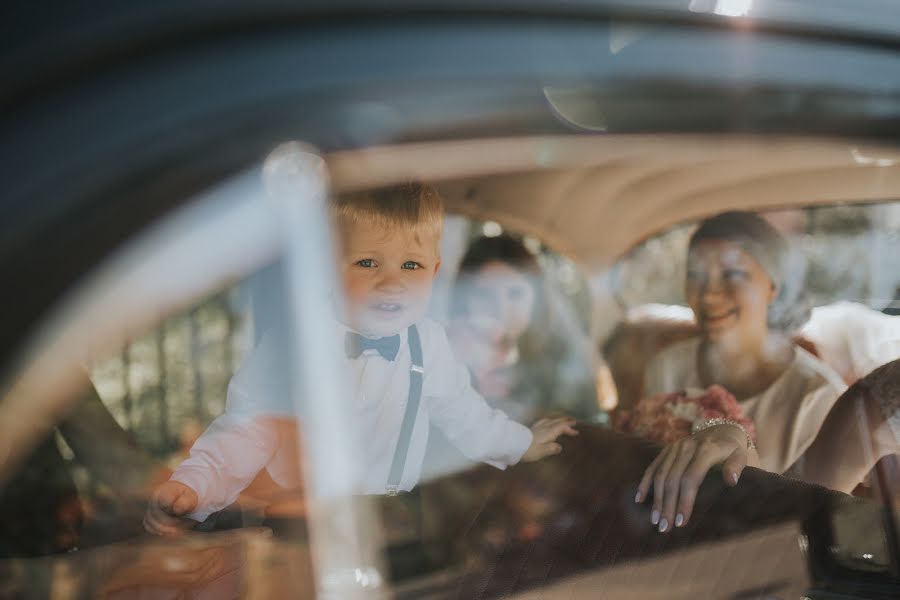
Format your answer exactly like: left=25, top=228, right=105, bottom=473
left=328, top=134, right=900, bottom=267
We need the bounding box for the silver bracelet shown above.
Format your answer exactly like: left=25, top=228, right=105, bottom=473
left=691, top=418, right=756, bottom=451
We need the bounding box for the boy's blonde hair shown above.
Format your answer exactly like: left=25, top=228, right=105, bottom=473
left=331, top=182, right=444, bottom=252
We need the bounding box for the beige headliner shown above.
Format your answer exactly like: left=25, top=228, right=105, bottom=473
left=328, top=134, right=900, bottom=268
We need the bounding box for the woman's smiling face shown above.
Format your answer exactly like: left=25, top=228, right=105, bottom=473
left=685, top=239, right=777, bottom=344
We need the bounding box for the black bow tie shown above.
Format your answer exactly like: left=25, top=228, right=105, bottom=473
left=345, top=331, right=401, bottom=361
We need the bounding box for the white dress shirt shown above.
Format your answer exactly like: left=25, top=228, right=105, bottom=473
left=172, top=318, right=532, bottom=521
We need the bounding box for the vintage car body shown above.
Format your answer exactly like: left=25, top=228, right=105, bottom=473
left=1, top=2, right=899, bottom=598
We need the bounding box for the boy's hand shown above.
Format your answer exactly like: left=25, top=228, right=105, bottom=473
left=522, top=417, right=579, bottom=462
left=143, top=481, right=200, bottom=536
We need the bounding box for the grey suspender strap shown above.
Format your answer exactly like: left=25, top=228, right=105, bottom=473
left=386, top=325, right=424, bottom=495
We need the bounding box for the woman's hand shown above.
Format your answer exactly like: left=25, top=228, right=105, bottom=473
left=635, top=424, right=759, bottom=533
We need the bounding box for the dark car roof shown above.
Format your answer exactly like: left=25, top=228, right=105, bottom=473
left=3, top=0, right=898, bottom=106
left=2, top=0, right=899, bottom=375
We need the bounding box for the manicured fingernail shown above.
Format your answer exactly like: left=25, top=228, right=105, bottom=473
left=675, top=513, right=684, bottom=527
left=634, top=491, right=642, bottom=503
left=732, top=472, right=739, bottom=485
left=658, top=518, right=668, bottom=533
left=651, top=510, right=660, bottom=525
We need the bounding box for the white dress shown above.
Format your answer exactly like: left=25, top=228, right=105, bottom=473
left=643, top=338, right=847, bottom=475
left=801, top=301, right=900, bottom=383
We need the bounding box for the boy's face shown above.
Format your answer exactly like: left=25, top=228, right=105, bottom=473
left=337, top=219, right=441, bottom=337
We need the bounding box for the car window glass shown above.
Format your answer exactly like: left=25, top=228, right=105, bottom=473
left=2, top=154, right=899, bottom=599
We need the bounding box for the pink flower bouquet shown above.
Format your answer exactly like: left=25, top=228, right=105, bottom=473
left=613, top=385, right=755, bottom=445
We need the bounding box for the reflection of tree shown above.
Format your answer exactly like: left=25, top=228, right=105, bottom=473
left=155, top=325, right=169, bottom=450
left=614, top=226, right=692, bottom=308
left=0, top=376, right=166, bottom=558
left=615, top=204, right=899, bottom=314
left=92, top=289, right=248, bottom=461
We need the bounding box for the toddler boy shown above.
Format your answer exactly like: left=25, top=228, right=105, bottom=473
left=144, top=182, right=576, bottom=535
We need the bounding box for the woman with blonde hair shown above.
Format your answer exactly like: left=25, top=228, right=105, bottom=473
left=635, top=211, right=899, bottom=534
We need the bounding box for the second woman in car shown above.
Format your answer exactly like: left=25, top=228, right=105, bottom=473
left=447, top=234, right=599, bottom=423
